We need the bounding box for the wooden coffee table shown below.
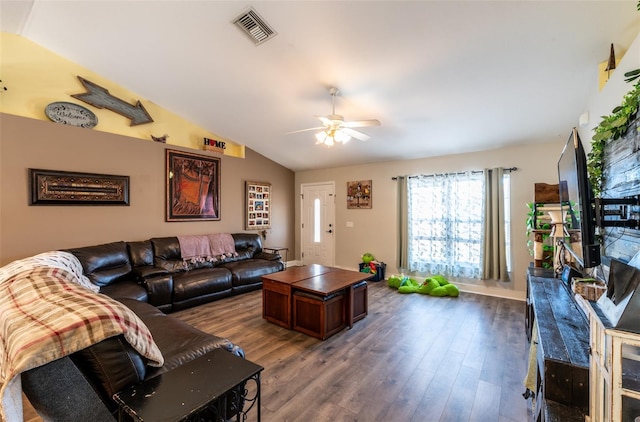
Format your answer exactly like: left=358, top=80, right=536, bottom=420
left=262, top=265, right=370, bottom=339
left=261, top=264, right=337, bottom=329
left=292, top=269, right=371, bottom=329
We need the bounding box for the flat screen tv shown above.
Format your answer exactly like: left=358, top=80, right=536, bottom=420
left=557, top=128, right=601, bottom=269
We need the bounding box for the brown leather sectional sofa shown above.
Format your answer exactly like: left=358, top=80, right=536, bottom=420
left=21, top=232, right=283, bottom=420
left=67, top=232, right=284, bottom=312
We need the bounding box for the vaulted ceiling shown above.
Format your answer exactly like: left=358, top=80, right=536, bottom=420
left=2, top=1, right=639, bottom=171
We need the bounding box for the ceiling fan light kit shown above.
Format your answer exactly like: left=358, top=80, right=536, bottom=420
left=315, top=129, right=351, bottom=147
left=288, top=87, right=381, bottom=146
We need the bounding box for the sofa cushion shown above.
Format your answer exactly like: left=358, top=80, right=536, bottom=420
left=151, top=237, right=215, bottom=272
left=172, top=268, right=232, bottom=302
left=231, top=233, right=262, bottom=256
left=100, top=280, right=148, bottom=302
left=216, top=249, right=253, bottom=264
left=151, top=237, right=184, bottom=272
left=118, top=299, right=244, bottom=378
left=219, top=259, right=284, bottom=288
left=67, top=241, right=132, bottom=287
left=71, top=334, right=147, bottom=402
left=127, top=240, right=154, bottom=267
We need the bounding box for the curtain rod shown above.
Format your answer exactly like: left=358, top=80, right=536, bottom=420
left=391, top=167, right=517, bottom=180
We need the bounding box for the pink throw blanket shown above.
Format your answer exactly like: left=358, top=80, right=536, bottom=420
left=207, top=233, right=237, bottom=258
left=177, top=234, right=212, bottom=262
left=178, top=234, right=238, bottom=264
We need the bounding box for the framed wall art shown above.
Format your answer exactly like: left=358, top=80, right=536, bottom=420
left=346, top=180, right=372, bottom=209
left=166, top=149, right=220, bottom=221
left=245, top=181, right=271, bottom=230
left=29, top=169, right=129, bottom=205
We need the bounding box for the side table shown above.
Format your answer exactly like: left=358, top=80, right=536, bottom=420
left=114, top=348, right=263, bottom=421
left=263, top=246, right=288, bottom=268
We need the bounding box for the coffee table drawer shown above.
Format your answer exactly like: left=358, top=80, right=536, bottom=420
left=262, top=279, right=293, bottom=329
left=353, top=281, right=368, bottom=323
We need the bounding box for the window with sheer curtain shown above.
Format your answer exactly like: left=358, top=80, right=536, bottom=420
left=401, top=169, right=511, bottom=280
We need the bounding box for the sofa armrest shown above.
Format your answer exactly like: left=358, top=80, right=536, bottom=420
left=140, top=274, right=173, bottom=310
left=254, top=252, right=281, bottom=261
left=132, top=265, right=169, bottom=281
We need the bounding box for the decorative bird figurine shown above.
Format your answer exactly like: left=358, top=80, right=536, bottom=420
left=605, top=43, right=616, bottom=73
left=151, top=134, right=169, bottom=143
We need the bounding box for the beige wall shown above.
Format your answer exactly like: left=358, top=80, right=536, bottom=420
left=0, top=113, right=295, bottom=265
left=294, top=31, right=640, bottom=301
left=295, top=140, right=567, bottom=300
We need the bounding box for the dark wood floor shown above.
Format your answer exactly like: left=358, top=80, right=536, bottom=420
left=24, top=281, right=532, bottom=421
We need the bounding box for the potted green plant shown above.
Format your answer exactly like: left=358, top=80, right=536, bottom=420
left=526, top=202, right=554, bottom=269
left=587, top=1, right=640, bottom=197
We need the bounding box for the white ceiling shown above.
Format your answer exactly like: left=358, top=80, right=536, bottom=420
left=2, top=1, right=639, bottom=171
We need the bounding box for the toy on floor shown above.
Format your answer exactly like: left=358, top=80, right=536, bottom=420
left=360, top=252, right=378, bottom=275
left=388, top=274, right=459, bottom=297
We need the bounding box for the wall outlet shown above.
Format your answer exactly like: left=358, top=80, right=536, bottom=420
left=346, top=221, right=354, bottom=228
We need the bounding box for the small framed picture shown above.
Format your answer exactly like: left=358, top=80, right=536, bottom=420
left=347, top=180, right=372, bottom=209
left=245, top=181, right=271, bottom=230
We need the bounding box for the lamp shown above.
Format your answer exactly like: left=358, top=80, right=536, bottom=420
left=314, top=129, right=351, bottom=147
left=545, top=205, right=573, bottom=274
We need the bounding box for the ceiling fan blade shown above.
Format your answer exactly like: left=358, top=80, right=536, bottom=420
left=342, top=119, right=381, bottom=128
left=285, top=127, right=326, bottom=134
left=317, top=116, right=331, bottom=126
left=341, top=128, right=370, bottom=141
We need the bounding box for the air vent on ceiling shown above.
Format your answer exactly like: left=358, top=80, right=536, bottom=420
left=233, top=8, right=277, bottom=46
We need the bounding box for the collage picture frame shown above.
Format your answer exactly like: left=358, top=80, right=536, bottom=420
left=245, top=181, right=271, bottom=230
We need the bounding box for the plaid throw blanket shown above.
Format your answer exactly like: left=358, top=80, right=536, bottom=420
left=0, top=250, right=99, bottom=293
left=0, top=266, right=164, bottom=421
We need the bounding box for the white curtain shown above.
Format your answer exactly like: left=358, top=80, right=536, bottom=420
left=405, top=171, right=484, bottom=279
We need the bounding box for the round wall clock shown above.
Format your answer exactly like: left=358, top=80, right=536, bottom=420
left=45, top=101, right=98, bottom=129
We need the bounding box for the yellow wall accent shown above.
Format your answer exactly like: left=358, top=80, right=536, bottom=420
left=0, top=32, right=244, bottom=158
left=598, top=58, right=622, bottom=92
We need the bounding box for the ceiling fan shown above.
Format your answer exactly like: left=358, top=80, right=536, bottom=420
left=287, top=87, right=381, bottom=146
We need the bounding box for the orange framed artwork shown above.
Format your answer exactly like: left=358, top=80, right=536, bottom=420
left=166, top=149, right=220, bottom=221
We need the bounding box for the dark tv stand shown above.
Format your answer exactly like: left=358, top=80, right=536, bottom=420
left=525, top=267, right=589, bottom=421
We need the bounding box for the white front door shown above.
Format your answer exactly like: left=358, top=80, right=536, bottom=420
left=301, top=182, right=335, bottom=266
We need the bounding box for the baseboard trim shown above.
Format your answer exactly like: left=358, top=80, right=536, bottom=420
left=456, top=283, right=525, bottom=301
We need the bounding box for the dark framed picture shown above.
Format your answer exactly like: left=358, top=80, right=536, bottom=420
left=29, top=169, right=129, bottom=205
left=347, top=180, right=372, bottom=209
left=245, top=181, right=271, bottom=230
left=166, top=149, right=220, bottom=221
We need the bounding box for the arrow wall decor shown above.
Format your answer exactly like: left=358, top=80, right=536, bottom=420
left=71, top=76, right=154, bottom=126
